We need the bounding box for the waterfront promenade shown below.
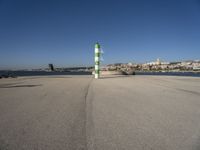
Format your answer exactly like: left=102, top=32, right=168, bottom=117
left=0, top=75, right=200, bottom=150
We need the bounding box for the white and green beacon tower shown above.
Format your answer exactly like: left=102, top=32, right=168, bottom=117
left=94, top=42, right=101, bottom=79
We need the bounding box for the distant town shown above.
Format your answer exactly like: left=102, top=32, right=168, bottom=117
left=105, top=59, right=200, bottom=73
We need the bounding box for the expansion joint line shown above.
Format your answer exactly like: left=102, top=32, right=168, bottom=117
left=85, top=78, right=93, bottom=101
left=84, top=78, right=94, bottom=150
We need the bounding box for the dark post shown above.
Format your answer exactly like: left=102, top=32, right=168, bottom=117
left=48, top=64, right=55, bottom=71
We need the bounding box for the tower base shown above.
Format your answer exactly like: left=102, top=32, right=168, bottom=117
left=95, top=74, right=99, bottom=79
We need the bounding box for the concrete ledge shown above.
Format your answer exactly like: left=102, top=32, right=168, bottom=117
left=92, top=70, right=135, bottom=75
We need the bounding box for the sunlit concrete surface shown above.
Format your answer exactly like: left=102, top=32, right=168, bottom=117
left=0, top=75, right=200, bottom=150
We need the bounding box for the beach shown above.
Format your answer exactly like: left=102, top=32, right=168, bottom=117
left=0, top=75, right=200, bottom=150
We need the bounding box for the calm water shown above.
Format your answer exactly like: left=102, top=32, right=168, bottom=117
left=0, top=71, right=91, bottom=77
left=0, top=71, right=200, bottom=77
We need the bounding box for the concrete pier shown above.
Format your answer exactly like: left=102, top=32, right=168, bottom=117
left=0, top=75, right=200, bottom=150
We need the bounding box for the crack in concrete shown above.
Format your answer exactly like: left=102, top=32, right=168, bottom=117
left=84, top=78, right=94, bottom=150
left=85, top=78, right=97, bottom=150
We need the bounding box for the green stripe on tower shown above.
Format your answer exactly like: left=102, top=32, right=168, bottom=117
left=95, top=43, right=100, bottom=49
left=95, top=53, right=100, bottom=57
left=95, top=70, right=100, bottom=74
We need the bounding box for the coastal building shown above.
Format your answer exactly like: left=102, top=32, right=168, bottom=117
left=146, top=58, right=169, bottom=66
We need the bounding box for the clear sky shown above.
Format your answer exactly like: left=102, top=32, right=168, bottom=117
left=0, top=0, right=200, bottom=69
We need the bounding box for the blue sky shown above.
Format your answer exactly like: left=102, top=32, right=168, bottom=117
left=0, top=0, right=200, bottom=69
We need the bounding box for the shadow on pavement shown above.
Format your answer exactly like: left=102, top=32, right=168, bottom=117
left=99, top=75, right=132, bottom=79
left=0, top=84, right=42, bottom=88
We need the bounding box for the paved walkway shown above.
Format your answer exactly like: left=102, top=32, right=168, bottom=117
left=0, top=75, right=200, bottom=150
